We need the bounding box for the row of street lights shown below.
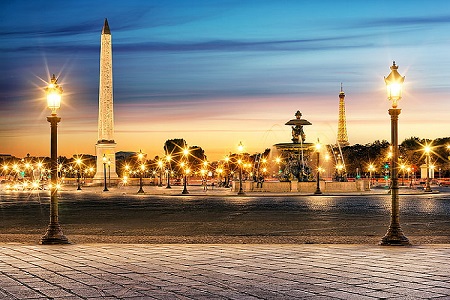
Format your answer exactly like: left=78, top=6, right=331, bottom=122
left=39, top=62, right=411, bottom=245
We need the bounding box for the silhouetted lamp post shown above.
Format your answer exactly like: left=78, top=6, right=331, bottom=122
left=314, top=140, right=322, bottom=195
left=137, top=150, right=145, bottom=194
left=237, top=141, right=245, bottom=195
left=381, top=61, right=410, bottom=246
left=158, top=159, right=163, bottom=187
left=41, top=74, right=69, bottom=245
left=224, top=156, right=231, bottom=188
left=102, top=154, right=109, bottom=192
left=182, top=148, right=190, bottom=194
left=76, top=157, right=82, bottom=190
left=424, top=145, right=432, bottom=193
left=368, top=164, right=375, bottom=190
left=166, top=155, right=172, bottom=189
left=107, top=158, right=111, bottom=188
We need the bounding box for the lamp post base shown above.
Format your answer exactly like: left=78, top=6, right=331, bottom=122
left=137, top=187, right=145, bottom=194
left=237, top=189, right=245, bottom=195
left=314, top=188, right=322, bottom=195
left=380, top=226, right=410, bottom=246
left=41, top=224, right=69, bottom=245
left=182, top=187, right=189, bottom=194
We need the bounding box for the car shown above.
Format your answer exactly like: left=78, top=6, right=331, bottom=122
left=439, top=181, right=450, bottom=187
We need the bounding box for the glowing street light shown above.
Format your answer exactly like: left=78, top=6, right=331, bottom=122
left=314, top=139, right=322, bottom=195
left=41, top=74, right=69, bottom=245
left=380, top=62, right=410, bottom=246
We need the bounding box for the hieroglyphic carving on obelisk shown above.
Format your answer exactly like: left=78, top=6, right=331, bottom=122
left=94, top=19, right=118, bottom=181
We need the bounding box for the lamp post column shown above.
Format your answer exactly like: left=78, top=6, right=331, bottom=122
left=77, top=171, right=81, bottom=190
left=41, top=115, right=69, bottom=244
left=381, top=109, right=409, bottom=245
left=108, top=159, right=111, bottom=188
left=238, top=163, right=244, bottom=195
left=237, top=142, right=245, bottom=195
left=137, top=150, right=145, bottom=194
left=103, top=155, right=108, bottom=192
left=424, top=151, right=432, bottom=192
left=182, top=169, right=189, bottom=194
left=138, top=169, right=144, bottom=193
left=181, top=148, right=190, bottom=194
left=314, top=141, right=322, bottom=195
left=166, top=170, right=171, bottom=188
left=166, top=156, right=172, bottom=189
left=314, top=153, right=322, bottom=194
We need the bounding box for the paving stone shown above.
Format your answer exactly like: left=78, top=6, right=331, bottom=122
left=1, top=244, right=450, bottom=299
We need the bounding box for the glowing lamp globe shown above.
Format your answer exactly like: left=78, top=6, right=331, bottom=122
left=315, top=140, right=321, bottom=152
left=384, top=61, right=405, bottom=108
left=46, top=74, right=63, bottom=115
left=238, top=141, right=244, bottom=153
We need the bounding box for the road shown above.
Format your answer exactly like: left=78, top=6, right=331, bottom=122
left=1, top=185, right=449, bottom=244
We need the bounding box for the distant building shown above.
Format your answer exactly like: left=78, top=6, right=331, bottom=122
left=0, top=154, right=13, bottom=160
left=337, top=84, right=350, bottom=147
left=116, top=151, right=137, bottom=161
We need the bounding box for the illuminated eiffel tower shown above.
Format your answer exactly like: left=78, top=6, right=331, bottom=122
left=337, top=84, right=349, bottom=147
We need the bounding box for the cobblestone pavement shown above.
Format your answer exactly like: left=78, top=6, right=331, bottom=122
left=1, top=244, right=450, bottom=299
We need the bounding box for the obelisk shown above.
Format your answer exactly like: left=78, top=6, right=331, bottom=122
left=94, top=18, right=118, bottom=182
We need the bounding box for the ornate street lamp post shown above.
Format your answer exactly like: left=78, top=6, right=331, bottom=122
left=314, top=140, right=322, bottom=195
left=424, top=145, right=432, bottom=193
left=102, top=154, right=109, bottom=192
left=380, top=62, right=410, bottom=246
left=41, top=74, right=69, bottom=245
left=137, top=150, right=145, bottom=194
left=237, top=142, right=245, bottom=195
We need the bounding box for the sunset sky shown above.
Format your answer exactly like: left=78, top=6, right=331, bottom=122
left=1, top=1, right=450, bottom=160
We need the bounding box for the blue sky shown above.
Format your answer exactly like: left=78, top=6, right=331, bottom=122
left=1, top=1, right=450, bottom=159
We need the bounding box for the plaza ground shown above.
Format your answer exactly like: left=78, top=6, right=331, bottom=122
left=1, top=185, right=450, bottom=244
left=1, top=186, right=450, bottom=299
left=1, top=243, right=450, bottom=299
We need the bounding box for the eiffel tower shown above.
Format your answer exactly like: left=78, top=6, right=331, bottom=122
left=337, top=84, right=349, bottom=147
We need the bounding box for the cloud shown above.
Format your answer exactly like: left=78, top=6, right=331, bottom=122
left=355, top=14, right=450, bottom=28
left=116, top=35, right=373, bottom=53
